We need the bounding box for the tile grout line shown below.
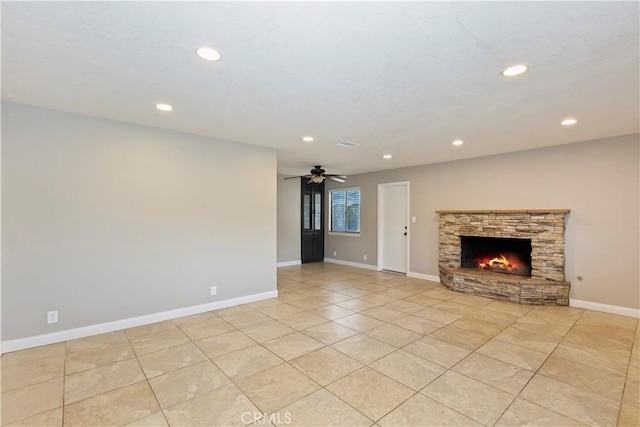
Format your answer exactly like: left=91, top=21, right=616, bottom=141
left=270, top=280, right=492, bottom=425
left=232, top=277, right=422, bottom=424
left=615, top=315, right=639, bottom=425
left=176, top=305, right=293, bottom=424
left=495, top=308, right=587, bottom=425
left=204, top=299, right=359, bottom=422
left=196, top=307, right=373, bottom=426
left=152, top=307, right=295, bottom=424
left=61, top=341, right=67, bottom=427
left=60, top=331, right=173, bottom=424
left=414, top=314, right=518, bottom=426
left=123, top=328, right=171, bottom=427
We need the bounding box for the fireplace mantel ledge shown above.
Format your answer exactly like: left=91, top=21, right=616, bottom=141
left=436, top=209, right=570, bottom=214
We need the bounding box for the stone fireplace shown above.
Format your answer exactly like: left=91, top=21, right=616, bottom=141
left=438, top=209, right=571, bottom=305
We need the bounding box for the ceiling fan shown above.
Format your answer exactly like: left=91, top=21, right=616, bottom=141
left=285, top=165, right=347, bottom=184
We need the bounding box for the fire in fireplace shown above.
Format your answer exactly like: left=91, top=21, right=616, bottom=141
left=460, top=236, right=532, bottom=277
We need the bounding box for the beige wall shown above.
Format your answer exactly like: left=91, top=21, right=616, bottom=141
left=326, top=134, right=640, bottom=310
left=277, top=175, right=300, bottom=263
left=2, top=102, right=277, bottom=340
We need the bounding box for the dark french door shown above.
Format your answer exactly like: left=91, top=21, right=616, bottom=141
left=301, top=180, right=324, bottom=263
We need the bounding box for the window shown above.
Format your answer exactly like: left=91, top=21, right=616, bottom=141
left=329, top=188, right=361, bottom=233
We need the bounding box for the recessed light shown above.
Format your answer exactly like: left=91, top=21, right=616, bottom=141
left=155, top=103, right=173, bottom=112
left=561, top=118, right=578, bottom=126
left=452, top=139, right=464, bottom=146
left=502, top=65, right=528, bottom=77
left=196, top=47, right=222, bottom=62
left=383, top=154, right=392, bottom=159
left=302, top=136, right=314, bottom=142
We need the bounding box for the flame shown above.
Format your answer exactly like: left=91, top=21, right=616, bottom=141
left=473, top=252, right=530, bottom=277
left=477, top=254, right=516, bottom=272
left=489, top=254, right=510, bottom=268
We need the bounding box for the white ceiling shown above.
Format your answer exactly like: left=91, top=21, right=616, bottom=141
left=2, top=2, right=638, bottom=176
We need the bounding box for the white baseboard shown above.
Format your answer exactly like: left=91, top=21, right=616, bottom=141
left=277, top=260, right=301, bottom=267
left=407, top=271, right=441, bottom=283
left=323, top=258, right=378, bottom=271
left=322, top=260, right=441, bottom=281
left=1, top=290, right=278, bottom=354
left=570, top=299, right=639, bottom=318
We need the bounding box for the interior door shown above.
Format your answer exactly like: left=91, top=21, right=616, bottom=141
left=301, top=180, right=324, bottom=263
left=379, top=183, right=408, bottom=273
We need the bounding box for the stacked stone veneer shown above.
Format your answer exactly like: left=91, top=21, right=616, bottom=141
left=438, top=210, right=571, bottom=306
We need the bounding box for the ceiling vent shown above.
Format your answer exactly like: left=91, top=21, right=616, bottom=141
left=337, top=141, right=359, bottom=148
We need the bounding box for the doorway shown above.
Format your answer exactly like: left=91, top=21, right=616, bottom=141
left=301, top=180, right=324, bottom=263
left=378, top=182, right=409, bottom=273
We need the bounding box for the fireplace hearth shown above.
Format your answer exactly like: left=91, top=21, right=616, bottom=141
left=437, top=209, right=571, bottom=305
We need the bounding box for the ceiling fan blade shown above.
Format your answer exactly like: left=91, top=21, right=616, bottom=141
left=325, top=174, right=348, bottom=179
left=284, top=175, right=312, bottom=179
left=328, top=176, right=346, bottom=183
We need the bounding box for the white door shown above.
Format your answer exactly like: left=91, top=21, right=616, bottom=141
left=379, top=183, right=408, bottom=273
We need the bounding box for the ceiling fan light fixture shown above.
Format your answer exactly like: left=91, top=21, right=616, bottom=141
left=309, top=175, right=325, bottom=183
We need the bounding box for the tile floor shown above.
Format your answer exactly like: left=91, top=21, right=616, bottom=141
left=2, top=262, right=639, bottom=426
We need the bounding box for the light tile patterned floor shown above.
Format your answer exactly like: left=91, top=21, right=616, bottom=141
left=2, top=262, right=639, bottom=426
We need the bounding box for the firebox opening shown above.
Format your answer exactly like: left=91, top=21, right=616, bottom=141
left=461, top=236, right=532, bottom=277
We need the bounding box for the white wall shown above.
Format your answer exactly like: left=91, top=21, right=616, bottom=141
left=277, top=175, right=300, bottom=263
left=2, top=102, right=277, bottom=341
left=325, top=134, right=640, bottom=310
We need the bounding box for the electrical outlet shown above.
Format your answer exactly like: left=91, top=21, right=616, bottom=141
left=47, top=310, right=58, bottom=324
left=333, top=251, right=337, bottom=256
left=210, top=286, right=217, bottom=296
left=363, top=255, right=367, bottom=261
